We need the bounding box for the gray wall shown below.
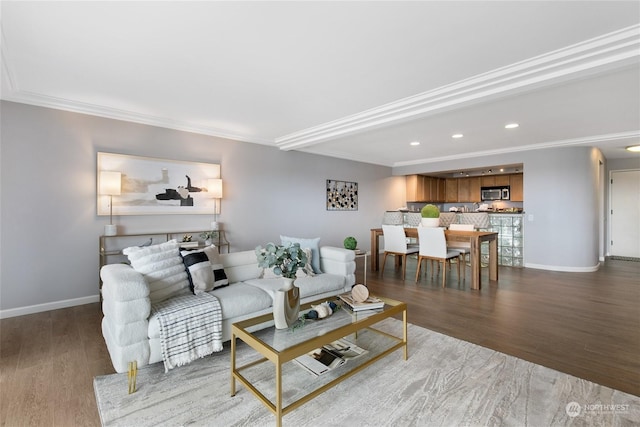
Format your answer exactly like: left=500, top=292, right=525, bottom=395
left=0, top=101, right=404, bottom=316
left=394, top=146, right=606, bottom=272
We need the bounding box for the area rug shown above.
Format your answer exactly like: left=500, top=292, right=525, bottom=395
left=94, top=319, right=639, bottom=426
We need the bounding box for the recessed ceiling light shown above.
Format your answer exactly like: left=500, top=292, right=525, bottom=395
left=626, top=145, right=640, bottom=152
left=452, top=133, right=464, bottom=139
left=505, top=123, right=519, bottom=129
left=409, top=141, right=420, bottom=146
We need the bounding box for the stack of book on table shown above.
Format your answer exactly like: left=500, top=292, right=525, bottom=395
left=294, top=339, right=368, bottom=377
left=338, top=292, right=385, bottom=312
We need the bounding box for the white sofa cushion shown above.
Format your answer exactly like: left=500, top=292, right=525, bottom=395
left=147, top=283, right=272, bottom=340
left=244, top=273, right=345, bottom=300
left=123, top=240, right=190, bottom=303
left=218, top=251, right=263, bottom=283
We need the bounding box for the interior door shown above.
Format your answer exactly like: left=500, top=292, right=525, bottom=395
left=610, top=170, right=640, bottom=258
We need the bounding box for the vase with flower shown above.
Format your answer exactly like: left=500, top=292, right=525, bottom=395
left=255, top=242, right=308, bottom=329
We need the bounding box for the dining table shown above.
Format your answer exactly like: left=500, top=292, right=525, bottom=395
left=370, top=227, right=499, bottom=290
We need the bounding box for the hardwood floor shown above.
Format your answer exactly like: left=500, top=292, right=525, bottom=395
left=0, top=258, right=638, bottom=426
left=365, top=256, right=640, bottom=397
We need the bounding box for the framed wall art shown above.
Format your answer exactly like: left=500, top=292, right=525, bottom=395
left=97, top=152, right=221, bottom=216
left=326, top=179, right=358, bottom=211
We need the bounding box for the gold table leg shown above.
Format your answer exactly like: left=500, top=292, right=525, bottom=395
left=128, top=361, right=137, bottom=394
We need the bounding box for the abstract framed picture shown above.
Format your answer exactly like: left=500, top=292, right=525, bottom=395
left=97, top=152, right=221, bottom=216
left=326, top=179, right=358, bottom=211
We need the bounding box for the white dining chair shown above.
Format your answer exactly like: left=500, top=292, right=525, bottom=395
left=415, top=226, right=461, bottom=287
left=448, top=223, right=474, bottom=276
left=381, top=225, right=419, bottom=280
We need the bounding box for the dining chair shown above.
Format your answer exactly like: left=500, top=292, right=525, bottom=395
left=381, top=225, right=419, bottom=280
left=415, top=226, right=461, bottom=287
left=448, top=223, right=475, bottom=276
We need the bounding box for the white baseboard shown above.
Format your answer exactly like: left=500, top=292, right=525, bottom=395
left=0, top=295, right=100, bottom=319
left=524, top=262, right=600, bottom=273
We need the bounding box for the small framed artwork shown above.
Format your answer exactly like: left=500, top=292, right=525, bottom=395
left=326, top=179, right=358, bottom=211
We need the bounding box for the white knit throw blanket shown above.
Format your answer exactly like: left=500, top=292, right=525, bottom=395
left=152, top=293, right=223, bottom=372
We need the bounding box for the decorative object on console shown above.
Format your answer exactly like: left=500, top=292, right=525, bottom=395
left=200, top=230, right=216, bottom=246
left=99, top=170, right=122, bottom=236
left=343, top=236, right=357, bottom=250
left=207, top=178, right=223, bottom=230
left=326, top=179, right=358, bottom=211
left=255, top=242, right=309, bottom=329
left=420, top=204, right=440, bottom=227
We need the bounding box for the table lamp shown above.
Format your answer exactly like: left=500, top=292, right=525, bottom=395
left=208, top=178, right=223, bottom=230
left=100, top=171, right=122, bottom=236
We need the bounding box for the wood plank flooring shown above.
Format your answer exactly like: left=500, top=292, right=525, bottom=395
left=365, top=256, right=640, bottom=397
left=0, top=258, right=638, bottom=426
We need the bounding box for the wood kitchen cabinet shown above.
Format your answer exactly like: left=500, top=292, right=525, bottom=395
left=481, top=176, right=496, bottom=187
left=457, top=177, right=482, bottom=202
left=509, top=173, right=524, bottom=201
left=469, top=177, right=481, bottom=202
left=406, top=175, right=446, bottom=202
left=435, top=178, right=443, bottom=201
left=495, top=175, right=510, bottom=186
left=406, top=175, right=425, bottom=202
left=457, top=178, right=470, bottom=202
left=445, top=179, right=458, bottom=202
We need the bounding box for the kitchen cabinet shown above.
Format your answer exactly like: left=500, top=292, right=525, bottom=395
left=406, top=175, right=446, bottom=202
left=424, top=176, right=445, bottom=202
left=406, top=175, right=425, bottom=202
left=445, top=179, right=458, bottom=202
left=509, top=174, right=523, bottom=201
left=495, top=175, right=510, bottom=186
left=481, top=176, right=496, bottom=187
left=469, top=177, right=481, bottom=202
left=455, top=177, right=481, bottom=202
left=457, top=178, right=470, bottom=202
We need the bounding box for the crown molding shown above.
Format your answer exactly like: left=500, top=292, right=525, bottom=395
left=392, top=131, right=640, bottom=168
left=1, top=89, right=274, bottom=145
left=275, top=24, right=640, bottom=151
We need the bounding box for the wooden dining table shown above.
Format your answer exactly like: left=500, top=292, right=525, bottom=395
left=370, top=228, right=499, bottom=290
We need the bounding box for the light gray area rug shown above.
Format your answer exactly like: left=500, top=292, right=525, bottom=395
left=94, top=319, right=640, bottom=426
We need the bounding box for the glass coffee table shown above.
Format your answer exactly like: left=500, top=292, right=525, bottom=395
left=231, top=295, right=407, bottom=427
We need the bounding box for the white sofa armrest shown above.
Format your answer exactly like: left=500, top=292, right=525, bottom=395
left=100, top=263, right=152, bottom=372
left=319, top=246, right=356, bottom=288
left=101, top=264, right=150, bottom=302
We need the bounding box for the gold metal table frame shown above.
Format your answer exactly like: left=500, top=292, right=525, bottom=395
left=231, top=296, right=408, bottom=427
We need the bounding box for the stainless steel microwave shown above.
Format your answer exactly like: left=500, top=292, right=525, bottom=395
left=481, top=186, right=510, bottom=201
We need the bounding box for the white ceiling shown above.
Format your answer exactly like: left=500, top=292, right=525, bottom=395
left=2, top=1, right=639, bottom=168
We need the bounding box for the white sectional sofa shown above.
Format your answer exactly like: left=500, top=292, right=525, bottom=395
left=100, top=245, right=356, bottom=373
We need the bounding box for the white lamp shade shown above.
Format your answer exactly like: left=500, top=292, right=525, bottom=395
left=208, top=178, right=223, bottom=198
left=99, top=171, right=122, bottom=196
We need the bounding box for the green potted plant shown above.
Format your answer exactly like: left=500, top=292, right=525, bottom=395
left=420, top=204, right=440, bottom=227
left=343, top=236, right=357, bottom=250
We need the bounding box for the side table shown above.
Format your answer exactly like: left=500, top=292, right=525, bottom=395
left=354, top=249, right=369, bottom=285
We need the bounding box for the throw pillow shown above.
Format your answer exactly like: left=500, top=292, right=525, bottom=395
left=203, top=245, right=230, bottom=289
left=123, top=240, right=190, bottom=303
left=280, top=235, right=322, bottom=274
left=180, top=248, right=215, bottom=295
